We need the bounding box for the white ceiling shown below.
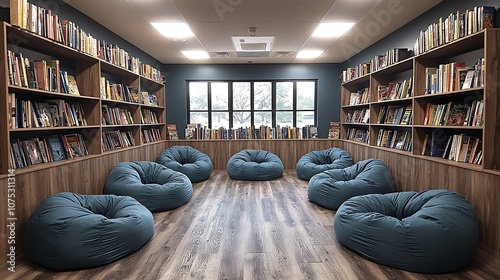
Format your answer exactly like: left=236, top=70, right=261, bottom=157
left=62, top=0, right=442, bottom=64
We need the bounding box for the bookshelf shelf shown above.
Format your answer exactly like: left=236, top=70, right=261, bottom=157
left=340, top=24, right=500, bottom=170
left=0, top=21, right=166, bottom=174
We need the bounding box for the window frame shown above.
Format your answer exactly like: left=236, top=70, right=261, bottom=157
left=187, top=79, right=317, bottom=128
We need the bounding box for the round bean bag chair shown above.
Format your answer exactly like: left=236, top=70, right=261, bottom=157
left=308, top=158, right=395, bottom=210
left=104, top=161, right=193, bottom=212
left=296, top=148, right=354, bottom=180
left=334, top=190, right=479, bottom=273
left=156, top=146, right=212, bottom=183
left=24, top=192, right=154, bottom=271
left=227, top=149, right=284, bottom=181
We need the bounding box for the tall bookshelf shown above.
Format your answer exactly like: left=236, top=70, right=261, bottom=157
left=0, top=21, right=166, bottom=175
left=340, top=27, right=500, bottom=171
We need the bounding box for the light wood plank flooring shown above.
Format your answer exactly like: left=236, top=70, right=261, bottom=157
left=2, top=171, right=500, bottom=280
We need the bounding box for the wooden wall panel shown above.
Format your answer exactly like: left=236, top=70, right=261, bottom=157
left=344, top=141, right=500, bottom=254
left=166, top=140, right=344, bottom=170
left=0, top=142, right=167, bottom=259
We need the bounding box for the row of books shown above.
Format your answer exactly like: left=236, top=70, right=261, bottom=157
left=9, top=94, right=87, bottom=129
left=102, top=130, right=135, bottom=151
left=414, top=6, right=496, bottom=55
left=141, top=109, right=160, bottom=124
left=346, top=108, right=369, bottom=124
left=142, top=128, right=162, bottom=144
left=376, top=130, right=412, bottom=151
left=341, top=63, right=370, bottom=83
left=185, top=124, right=318, bottom=140
left=6, top=51, right=80, bottom=95
left=10, top=0, right=164, bottom=83
left=424, top=58, right=484, bottom=94
left=376, top=48, right=412, bottom=70
left=421, top=131, right=482, bottom=164
left=102, top=105, right=134, bottom=126
left=377, top=78, right=413, bottom=101
left=100, top=78, right=139, bottom=103
left=340, top=48, right=412, bottom=83
left=346, top=128, right=369, bottom=143
left=377, top=105, right=412, bottom=125
left=348, top=87, right=370, bottom=105
left=10, top=133, right=89, bottom=169
left=424, top=101, right=483, bottom=127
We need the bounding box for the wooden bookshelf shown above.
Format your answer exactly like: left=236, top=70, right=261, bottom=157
left=340, top=28, right=500, bottom=171
left=0, top=21, right=167, bottom=174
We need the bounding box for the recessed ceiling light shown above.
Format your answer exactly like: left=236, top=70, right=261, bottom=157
left=296, top=50, right=323, bottom=59
left=312, top=22, right=355, bottom=37
left=151, top=22, right=194, bottom=38
left=182, top=51, right=210, bottom=59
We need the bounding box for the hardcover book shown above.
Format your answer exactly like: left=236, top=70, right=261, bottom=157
left=430, top=130, right=449, bottom=157
left=22, top=138, right=43, bottom=165
left=47, top=135, right=67, bottom=161
left=167, top=124, right=179, bottom=140
left=66, top=74, right=80, bottom=95
left=446, top=103, right=470, bottom=126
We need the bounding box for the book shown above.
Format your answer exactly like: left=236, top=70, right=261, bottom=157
left=64, top=133, right=84, bottom=158
left=456, top=135, right=471, bottom=162
left=377, top=85, right=388, bottom=101
left=445, top=103, right=470, bottom=126
left=22, top=138, right=43, bottom=165
left=10, top=140, right=25, bottom=168
left=141, top=92, right=150, bottom=105
left=394, top=132, right=408, bottom=150
left=461, top=69, right=475, bottom=90
left=10, top=0, right=27, bottom=28
left=36, top=102, right=53, bottom=127
left=399, top=105, right=412, bottom=125
left=430, top=130, right=449, bottom=157
left=167, top=124, right=179, bottom=140
left=482, top=6, right=496, bottom=29
left=328, top=121, right=340, bottom=139
left=47, top=135, right=67, bottom=161
left=66, top=74, right=80, bottom=95
left=127, top=86, right=140, bottom=103
left=421, top=133, right=431, bottom=156
left=384, top=106, right=402, bottom=124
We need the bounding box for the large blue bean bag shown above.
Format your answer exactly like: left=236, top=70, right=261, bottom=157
left=24, top=192, right=154, bottom=271
left=334, top=190, right=479, bottom=273
left=308, top=158, right=395, bottom=210
left=296, top=148, right=353, bottom=180
left=156, top=146, right=212, bottom=183
left=227, top=149, right=284, bottom=180
left=104, top=161, right=192, bottom=212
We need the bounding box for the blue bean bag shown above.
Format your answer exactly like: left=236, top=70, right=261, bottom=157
left=156, top=146, right=212, bottom=183
left=296, top=148, right=353, bottom=180
left=334, top=190, right=479, bottom=273
left=227, top=149, right=284, bottom=180
left=24, top=192, right=154, bottom=271
left=104, top=161, right=192, bottom=212
left=308, top=158, right=395, bottom=210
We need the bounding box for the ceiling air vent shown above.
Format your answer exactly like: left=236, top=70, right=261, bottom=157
left=231, top=36, right=274, bottom=58
left=211, top=52, right=231, bottom=58
left=276, top=51, right=292, bottom=57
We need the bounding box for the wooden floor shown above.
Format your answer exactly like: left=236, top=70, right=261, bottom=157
left=2, top=171, right=500, bottom=280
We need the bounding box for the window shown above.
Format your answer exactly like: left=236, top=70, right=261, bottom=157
left=188, top=80, right=317, bottom=128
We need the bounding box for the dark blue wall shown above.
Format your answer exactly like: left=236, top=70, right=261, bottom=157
left=163, top=64, right=342, bottom=138
left=343, top=0, right=499, bottom=67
